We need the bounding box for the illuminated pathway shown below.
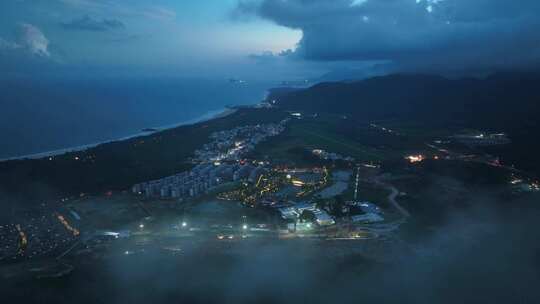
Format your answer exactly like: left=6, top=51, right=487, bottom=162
left=56, top=213, right=80, bottom=237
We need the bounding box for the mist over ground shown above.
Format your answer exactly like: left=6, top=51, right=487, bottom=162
left=2, top=192, right=539, bottom=304
left=2, top=1, right=540, bottom=303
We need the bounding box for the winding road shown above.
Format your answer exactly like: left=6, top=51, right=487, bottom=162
left=386, top=184, right=410, bottom=218
left=373, top=176, right=411, bottom=218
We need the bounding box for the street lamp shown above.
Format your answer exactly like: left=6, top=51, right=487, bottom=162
left=139, top=224, right=144, bottom=229
left=181, top=221, right=187, bottom=228
left=242, top=224, right=248, bottom=230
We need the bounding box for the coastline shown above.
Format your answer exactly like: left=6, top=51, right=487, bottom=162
left=0, top=108, right=238, bottom=163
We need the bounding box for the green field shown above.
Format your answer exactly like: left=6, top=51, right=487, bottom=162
left=252, top=115, right=401, bottom=165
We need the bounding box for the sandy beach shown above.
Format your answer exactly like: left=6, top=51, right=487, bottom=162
left=0, top=108, right=238, bottom=163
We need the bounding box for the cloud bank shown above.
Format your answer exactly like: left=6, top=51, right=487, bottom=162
left=61, top=15, right=125, bottom=31
left=236, top=0, right=540, bottom=74
left=0, top=23, right=50, bottom=58
left=16, top=23, right=51, bottom=57
left=0, top=23, right=55, bottom=74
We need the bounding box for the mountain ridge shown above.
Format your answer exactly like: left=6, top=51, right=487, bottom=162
left=271, top=72, right=540, bottom=129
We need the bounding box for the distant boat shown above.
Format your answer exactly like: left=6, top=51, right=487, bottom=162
left=228, top=78, right=247, bottom=84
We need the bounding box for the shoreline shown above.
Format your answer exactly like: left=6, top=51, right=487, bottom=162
left=0, top=108, right=238, bottom=163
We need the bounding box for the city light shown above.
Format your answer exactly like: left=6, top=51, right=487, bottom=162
left=56, top=214, right=80, bottom=236
left=242, top=224, right=248, bottom=230
left=139, top=224, right=144, bottom=229
left=510, top=178, right=523, bottom=185
left=292, top=180, right=305, bottom=187
left=406, top=154, right=425, bottom=163
left=312, top=149, right=324, bottom=155
left=181, top=222, right=187, bottom=228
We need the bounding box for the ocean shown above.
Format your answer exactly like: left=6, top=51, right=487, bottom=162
left=0, top=77, right=271, bottom=159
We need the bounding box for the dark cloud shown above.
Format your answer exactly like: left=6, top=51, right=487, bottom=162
left=61, top=15, right=125, bottom=32
left=236, top=0, right=540, bottom=74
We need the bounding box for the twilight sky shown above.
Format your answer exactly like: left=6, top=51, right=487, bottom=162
left=1, top=0, right=539, bottom=80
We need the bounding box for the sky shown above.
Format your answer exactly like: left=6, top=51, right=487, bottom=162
left=1, top=0, right=539, bottom=80
left=0, top=0, right=304, bottom=79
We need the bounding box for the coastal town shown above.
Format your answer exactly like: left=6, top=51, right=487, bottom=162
left=0, top=209, right=80, bottom=262
left=0, top=107, right=537, bottom=278
left=4, top=2, right=540, bottom=301
left=132, top=119, right=288, bottom=200
left=0, top=111, right=397, bottom=266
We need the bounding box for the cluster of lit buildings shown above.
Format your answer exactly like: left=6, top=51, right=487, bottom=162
left=451, top=132, right=511, bottom=146
left=132, top=163, right=266, bottom=199
left=0, top=211, right=80, bottom=262
left=370, top=123, right=400, bottom=135
left=276, top=200, right=385, bottom=231
left=132, top=120, right=289, bottom=200
left=405, top=154, right=426, bottom=163
left=348, top=201, right=385, bottom=223
left=405, top=153, right=447, bottom=163
left=193, top=120, right=288, bottom=162
left=312, top=149, right=355, bottom=162
left=278, top=202, right=335, bottom=227
left=509, top=175, right=540, bottom=193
